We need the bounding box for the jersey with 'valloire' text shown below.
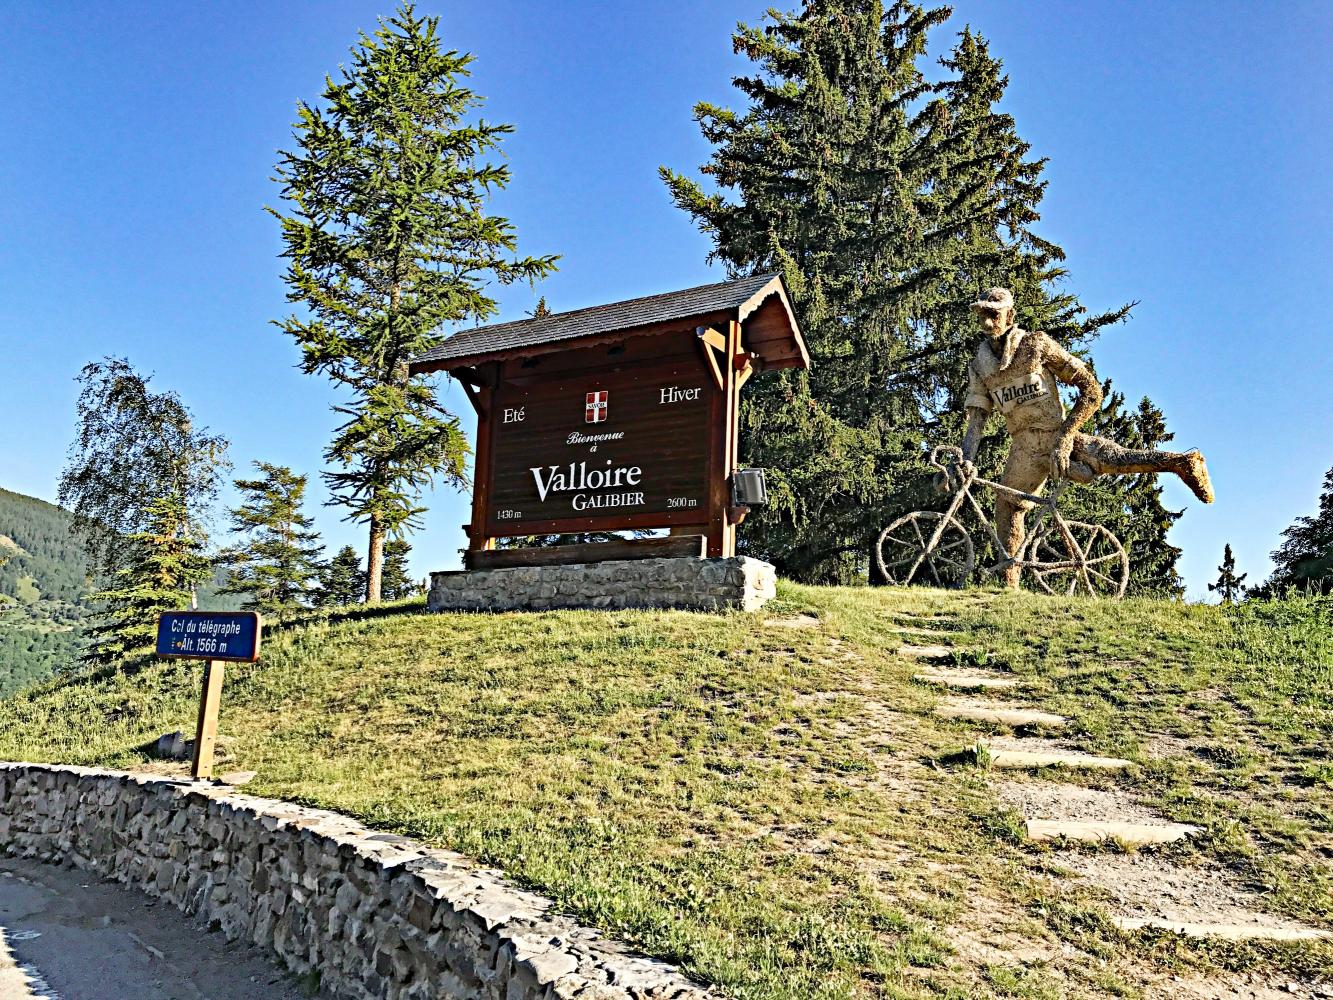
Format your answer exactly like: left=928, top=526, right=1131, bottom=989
left=965, top=328, right=1097, bottom=435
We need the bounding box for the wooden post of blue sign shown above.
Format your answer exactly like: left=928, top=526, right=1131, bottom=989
left=192, top=660, right=225, bottom=779
left=156, top=611, right=262, bottom=782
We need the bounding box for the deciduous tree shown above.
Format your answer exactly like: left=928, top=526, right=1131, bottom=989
left=58, top=358, right=229, bottom=581
left=270, top=4, right=557, bottom=602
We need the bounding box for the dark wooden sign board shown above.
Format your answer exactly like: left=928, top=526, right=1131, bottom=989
left=409, top=274, right=809, bottom=563
left=156, top=611, right=262, bottom=780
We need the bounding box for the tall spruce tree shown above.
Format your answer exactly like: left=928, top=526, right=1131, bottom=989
left=662, top=4, right=1171, bottom=583
left=219, top=463, right=324, bottom=620
left=315, top=545, right=367, bottom=608
left=271, top=4, right=557, bottom=602
left=1060, top=385, right=1184, bottom=596
left=379, top=538, right=419, bottom=600
left=83, top=495, right=211, bottom=665
left=1264, top=466, right=1333, bottom=595
left=1209, top=543, right=1247, bottom=604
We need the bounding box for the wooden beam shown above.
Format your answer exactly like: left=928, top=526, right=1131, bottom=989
left=467, top=370, right=498, bottom=553
left=460, top=380, right=485, bottom=417
left=705, top=319, right=742, bottom=558
left=465, top=534, right=706, bottom=570
left=736, top=361, right=754, bottom=391
left=696, top=325, right=727, bottom=352
left=450, top=366, right=491, bottom=387
left=698, top=337, right=725, bottom=391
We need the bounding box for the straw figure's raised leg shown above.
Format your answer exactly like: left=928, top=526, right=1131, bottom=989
left=1071, top=434, right=1214, bottom=503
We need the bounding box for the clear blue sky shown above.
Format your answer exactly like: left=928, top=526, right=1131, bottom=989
left=2, top=1, right=1329, bottom=597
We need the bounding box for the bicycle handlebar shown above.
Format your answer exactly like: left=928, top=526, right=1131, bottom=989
left=929, top=445, right=965, bottom=473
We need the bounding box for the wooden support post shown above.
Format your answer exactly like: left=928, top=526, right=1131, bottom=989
left=466, top=362, right=500, bottom=553
left=191, top=659, right=225, bottom=780
left=705, top=319, right=743, bottom=558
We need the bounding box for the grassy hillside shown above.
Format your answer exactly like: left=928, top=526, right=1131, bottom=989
left=0, top=487, right=92, bottom=696
left=0, top=585, right=1329, bottom=998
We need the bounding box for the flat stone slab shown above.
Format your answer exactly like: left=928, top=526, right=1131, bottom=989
left=1027, top=820, right=1200, bottom=845
left=1113, top=917, right=1333, bottom=942
left=915, top=673, right=1019, bottom=691
left=985, top=748, right=1132, bottom=770
left=899, top=644, right=953, bottom=659
left=936, top=705, right=1064, bottom=727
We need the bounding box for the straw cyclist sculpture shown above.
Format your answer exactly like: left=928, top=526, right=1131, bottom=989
left=955, top=287, right=1214, bottom=590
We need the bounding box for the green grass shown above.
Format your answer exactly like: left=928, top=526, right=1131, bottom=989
left=0, top=585, right=1329, bottom=997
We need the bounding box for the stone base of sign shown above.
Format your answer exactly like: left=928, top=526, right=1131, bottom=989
left=428, top=556, right=777, bottom=613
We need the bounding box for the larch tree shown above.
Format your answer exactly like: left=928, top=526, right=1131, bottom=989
left=1209, top=543, right=1248, bottom=604
left=219, top=463, right=324, bottom=620
left=662, top=3, right=1174, bottom=584
left=82, top=495, right=211, bottom=664
left=271, top=4, right=557, bottom=602
left=58, top=357, right=229, bottom=582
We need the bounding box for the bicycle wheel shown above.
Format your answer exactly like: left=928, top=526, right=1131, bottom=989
left=1025, top=520, right=1128, bottom=598
left=876, top=511, right=975, bottom=588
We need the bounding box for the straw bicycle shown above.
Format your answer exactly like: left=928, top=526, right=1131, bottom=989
left=875, top=445, right=1129, bottom=598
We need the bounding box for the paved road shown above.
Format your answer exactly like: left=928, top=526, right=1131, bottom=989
left=0, top=857, right=312, bottom=1000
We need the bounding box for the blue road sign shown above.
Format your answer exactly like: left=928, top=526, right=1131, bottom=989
left=156, top=611, right=262, bottom=662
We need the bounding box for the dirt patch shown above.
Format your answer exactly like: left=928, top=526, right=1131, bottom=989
left=821, top=636, right=864, bottom=662
left=1142, top=732, right=1198, bottom=760
left=1052, top=853, right=1323, bottom=935
left=995, top=779, right=1163, bottom=824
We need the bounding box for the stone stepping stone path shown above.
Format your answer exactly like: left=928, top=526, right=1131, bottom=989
left=1026, top=819, right=1199, bottom=846
left=997, top=781, right=1198, bottom=846
left=915, top=673, right=1020, bottom=691
left=1057, top=853, right=1333, bottom=943
left=893, top=624, right=953, bottom=638
left=764, top=613, right=821, bottom=629
left=982, top=745, right=1132, bottom=771
left=899, top=643, right=955, bottom=660
left=935, top=700, right=1065, bottom=728
left=919, top=634, right=1333, bottom=949
left=1112, top=917, right=1333, bottom=942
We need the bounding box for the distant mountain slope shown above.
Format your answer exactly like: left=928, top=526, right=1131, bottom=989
left=0, top=488, right=91, bottom=696
left=0, top=488, right=92, bottom=610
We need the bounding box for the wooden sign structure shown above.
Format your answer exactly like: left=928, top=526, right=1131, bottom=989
left=156, top=611, right=262, bottom=779
left=408, top=274, right=809, bottom=565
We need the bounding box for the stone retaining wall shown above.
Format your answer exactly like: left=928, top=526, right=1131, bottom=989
left=429, top=556, right=775, bottom=613
left=0, top=763, right=712, bottom=1000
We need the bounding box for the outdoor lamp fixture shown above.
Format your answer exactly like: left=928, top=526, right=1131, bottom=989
left=732, top=468, right=768, bottom=507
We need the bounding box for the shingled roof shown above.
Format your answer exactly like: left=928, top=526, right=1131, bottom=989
left=408, top=273, right=808, bottom=373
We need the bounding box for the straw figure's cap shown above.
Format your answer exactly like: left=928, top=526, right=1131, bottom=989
left=971, top=287, right=1014, bottom=314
